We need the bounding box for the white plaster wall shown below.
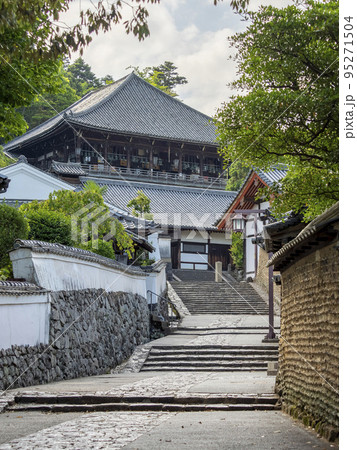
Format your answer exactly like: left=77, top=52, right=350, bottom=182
left=148, top=233, right=161, bottom=262
left=145, top=263, right=167, bottom=304
left=0, top=163, right=73, bottom=200
left=245, top=201, right=270, bottom=278
left=0, top=293, right=50, bottom=350
left=158, top=236, right=171, bottom=261
left=10, top=249, right=148, bottom=298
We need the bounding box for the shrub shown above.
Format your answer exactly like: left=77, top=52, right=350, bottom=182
left=25, top=209, right=73, bottom=246
left=230, top=232, right=244, bottom=268
left=79, top=239, right=115, bottom=260
left=0, top=204, right=29, bottom=267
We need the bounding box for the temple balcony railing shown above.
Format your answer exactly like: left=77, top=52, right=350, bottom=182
left=80, top=164, right=227, bottom=190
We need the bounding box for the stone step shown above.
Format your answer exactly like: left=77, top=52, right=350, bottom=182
left=140, top=367, right=268, bottom=372
left=14, top=393, right=278, bottom=406
left=146, top=356, right=278, bottom=362
left=8, top=402, right=279, bottom=412
left=149, top=350, right=278, bottom=356
left=150, top=345, right=278, bottom=350
left=142, top=361, right=270, bottom=368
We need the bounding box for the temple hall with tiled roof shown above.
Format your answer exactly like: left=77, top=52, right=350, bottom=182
left=4, top=72, right=225, bottom=189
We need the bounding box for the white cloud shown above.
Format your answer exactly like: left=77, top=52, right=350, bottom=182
left=60, top=1, right=292, bottom=116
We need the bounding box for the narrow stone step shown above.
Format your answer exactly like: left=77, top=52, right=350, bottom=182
left=140, top=367, right=268, bottom=372
left=146, top=356, right=278, bottom=362
left=150, top=345, right=278, bottom=350
left=14, top=393, right=278, bottom=406
left=8, top=403, right=279, bottom=412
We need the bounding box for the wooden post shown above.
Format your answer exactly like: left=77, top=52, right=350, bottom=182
left=267, top=252, right=275, bottom=339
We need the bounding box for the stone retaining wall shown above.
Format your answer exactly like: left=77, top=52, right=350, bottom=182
left=0, top=288, right=150, bottom=391
left=276, top=241, right=339, bottom=441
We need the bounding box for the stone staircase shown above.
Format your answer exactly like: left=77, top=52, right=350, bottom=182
left=8, top=392, right=280, bottom=412
left=140, top=344, right=278, bottom=372
left=170, top=280, right=269, bottom=315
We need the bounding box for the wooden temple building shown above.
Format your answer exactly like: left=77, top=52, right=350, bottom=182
left=4, top=73, right=226, bottom=189
left=4, top=73, right=236, bottom=271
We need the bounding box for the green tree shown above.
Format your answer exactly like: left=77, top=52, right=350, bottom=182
left=226, top=161, right=250, bottom=192
left=216, top=0, right=338, bottom=220
left=130, top=61, right=187, bottom=97
left=0, top=204, right=29, bottom=269
left=21, top=65, right=80, bottom=130
left=20, top=187, right=134, bottom=258
left=25, top=209, right=73, bottom=246
left=127, top=190, right=152, bottom=218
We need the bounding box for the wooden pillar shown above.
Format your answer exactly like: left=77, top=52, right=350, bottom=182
left=149, top=147, right=153, bottom=171
left=75, top=134, right=82, bottom=163
left=127, top=146, right=131, bottom=168
left=200, top=154, right=204, bottom=176
left=179, top=149, right=183, bottom=174
left=103, top=135, right=109, bottom=164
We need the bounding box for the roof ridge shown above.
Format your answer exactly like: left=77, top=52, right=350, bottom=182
left=69, top=73, right=132, bottom=118
left=70, top=72, right=214, bottom=122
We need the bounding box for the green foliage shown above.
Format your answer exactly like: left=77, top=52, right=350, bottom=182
left=22, top=66, right=80, bottom=130
left=82, top=179, right=108, bottom=196
left=19, top=188, right=134, bottom=258
left=79, top=239, right=115, bottom=260
left=226, top=161, right=250, bottom=192
left=0, top=262, right=13, bottom=281
left=130, top=61, right=187, bottom=97
left=0, top=203, right=29, bottom=267
left=66, top=57, right=114, bottom=97
left=216, top=0, right=338, bottom=220
left=230, top=232, right=244, bottom=268
left=0, top=149, right=15, bottom=168
left=25, top=209, right=73, bottom=246
left=22, top=58, right=115, bottom=130
left=127, top=190, right=151, bottom=218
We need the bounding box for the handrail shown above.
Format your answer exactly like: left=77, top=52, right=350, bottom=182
left=81, top=164, right=227, bottom=189
left=147, top=290, right=180, bottom=320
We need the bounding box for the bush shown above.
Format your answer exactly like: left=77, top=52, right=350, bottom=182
left=25, top=209, right=73, bottom=246
left=79, top=239, right=115, bottom=260
left=0, top=204, right=29, bottom=267
left=230, top=232, right=244, bottom=268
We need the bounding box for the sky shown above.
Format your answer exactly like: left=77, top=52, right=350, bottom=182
left=63, top=0, right=292, bottom=117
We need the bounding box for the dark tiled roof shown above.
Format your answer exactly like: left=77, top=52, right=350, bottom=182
left=4, top=73, right=218, bottom=152
left=51, top=161, right=87, bottom=176
left=256, top=165, right=288, bottom=187
left=83, top=177, right=237, bottom=229
left=267, top=202, right=339, bottom=269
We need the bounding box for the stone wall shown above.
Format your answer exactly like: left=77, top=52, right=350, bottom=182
left=0, top=289, right=150, bottom=391
left=276, top=242, right=339, bottom=440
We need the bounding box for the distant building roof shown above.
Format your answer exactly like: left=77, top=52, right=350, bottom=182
left=51, top=161, right=88, bottom=176
left=82, top=177, right=237, bottom=230
left=216, top=166, right=288, bottom=230
left=4, top=73, right=218, bottom=153
left=267, top=202, right=339, bottom=270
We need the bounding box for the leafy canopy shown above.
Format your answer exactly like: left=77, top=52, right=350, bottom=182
left=20, top=186, right=134, bottom=258
left=0, top=203, right=29, bottom=267
left=127, top=190, right=151, bottom=218
left=130, top=61, right=187, bottom=97
left=216, top=0, right=338, bottom=220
